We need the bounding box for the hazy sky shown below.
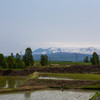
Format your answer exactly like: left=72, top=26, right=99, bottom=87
left=0, top=0, right=100, bottom=55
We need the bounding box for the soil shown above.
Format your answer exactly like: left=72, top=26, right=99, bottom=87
left=0, top=65, right=100, bottom=76
left=21, top=79, right=100, bottom=89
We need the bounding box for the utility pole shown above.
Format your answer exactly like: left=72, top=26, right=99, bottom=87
left=76, top=53, right=78, bottom=62
left=20, top=51, right=22, bottom=59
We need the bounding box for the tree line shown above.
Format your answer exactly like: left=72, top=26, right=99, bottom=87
left=84, top=52, right=100, bottom=65
left=0, top=47, right=48, bottom=69
left=0, top=48, right=34, bottom=69
left=0, top=48, right=100, bottom=69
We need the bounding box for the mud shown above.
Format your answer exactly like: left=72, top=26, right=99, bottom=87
left=21, top=79, right=100, bottom=89
left=0, top=65, right=100, bottom=76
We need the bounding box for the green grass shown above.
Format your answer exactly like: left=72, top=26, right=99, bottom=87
left=21, top=72, right=39, bottom=86
left=89, top=92, right=100, bottom=100
left=83, top=85, right=100, bottom=90
left=50, top=61, right=91, bottom=65
left=39, top=73, right=100, bottom=81
left=34, top=61, right=91, bottom=67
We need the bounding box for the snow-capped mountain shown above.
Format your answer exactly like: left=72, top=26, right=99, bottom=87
left=32, top=47, right=100, bottom=55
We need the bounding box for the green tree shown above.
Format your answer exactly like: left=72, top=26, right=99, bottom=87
left=0, top=54, right=7, bottom=68
left=23, top=48, right=34, bottom=67
left=11, top=53, right=14, bottom=57
left=84, top=56, right=89, bottom=62
left=40, top=55, right=48, bottom=66
left=90, top=52, right=99, bottom=65
left=7, top=56, right=16, bottom=69
left=15, top=53, right=21, bottom=69
left=19, top=61, right=25, bottom=69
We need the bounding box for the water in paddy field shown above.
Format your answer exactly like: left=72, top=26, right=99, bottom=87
left=38, top=76, right=74, bottom=80
left=0, top=90, right=96, bottom=100
left=0, top=76, right=26, bottom=88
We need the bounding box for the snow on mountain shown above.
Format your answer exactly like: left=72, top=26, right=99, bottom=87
left=32, top=47, right=100, bottom=55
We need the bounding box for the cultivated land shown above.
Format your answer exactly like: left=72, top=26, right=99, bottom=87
left=0, top=61, right=100, bottom=99
left=1, top=65, right=100, bottom=76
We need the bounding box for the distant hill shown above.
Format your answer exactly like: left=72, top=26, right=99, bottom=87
left=32, top=47, right=100, bottom=61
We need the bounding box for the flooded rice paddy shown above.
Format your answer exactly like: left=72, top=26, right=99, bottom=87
left=0, top=76, right=26, bottom=88
left=0, top=90, right=96, bottom=100
left=38, top=76, right=73, bottom=80
left=0, top=76, right=97, bottom=100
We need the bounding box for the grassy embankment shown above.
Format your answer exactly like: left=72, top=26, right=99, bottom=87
left=50, top=61, right=91, bottom=65
left=0, top=61, right=91, bottom=70
left=39, top=73, right=100, bottom=90
left=35, top=61, right=91, bottom=67
left=19, top=72, right=100, bottom=90
left=89, top=92, right=100, bottom=100
left=0, top=72, right=41, bottom=93
left=1, top=72, right=100, bottom=93
left=39, top=73, right=100, bottom=81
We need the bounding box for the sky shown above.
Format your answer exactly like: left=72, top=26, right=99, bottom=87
left=0, top=0, right=100, bottom=55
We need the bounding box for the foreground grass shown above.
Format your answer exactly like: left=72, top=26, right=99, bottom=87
left=39, top=73, right=100, bottom=81
left=89, top=92, right=100, bottom=100
left=83, top=85, right=100, bottom=90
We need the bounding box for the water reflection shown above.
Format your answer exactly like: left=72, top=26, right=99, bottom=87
left=4, top=81, right=8, bottom=88
left=38, top=77, right=73, bottom=80
left=0, top=90, right=96, bottom=100
left=8, top=79, right=15, bottom=88
left=0, top=77, right=25, bottom=88
left=0, top=79, right=6, bottom=87
left=24, top=92, right=31, bottom=98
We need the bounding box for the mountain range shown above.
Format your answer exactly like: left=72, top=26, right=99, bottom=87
left=33, top=47, right=100, bottom=55
left=32, top=47, right=100, bottom=61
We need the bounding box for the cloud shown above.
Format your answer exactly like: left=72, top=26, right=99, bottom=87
left=25, top=41, right=100, bottom=49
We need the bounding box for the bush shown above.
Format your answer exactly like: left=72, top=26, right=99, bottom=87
left=40, top=55, right=48, bottom=66
left=90, top=52, right=99, bottom=65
